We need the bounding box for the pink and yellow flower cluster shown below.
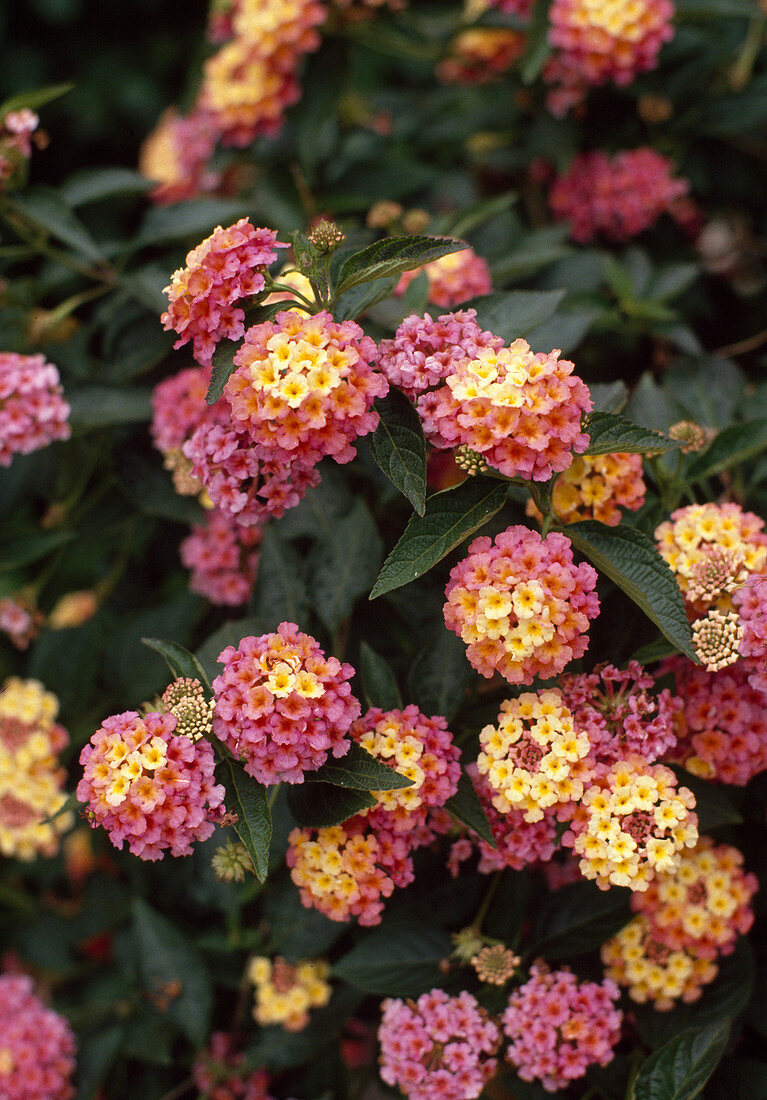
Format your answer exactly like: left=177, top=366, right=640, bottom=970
left=0, top=352, right=70, bottom=467
left=395, top=247, right=492, bottom=308
left=526, top=451, right=645, bottom=526
left=0, top=973, right=76, bottom=1100
left=247, top=956, right=331, bottom=1031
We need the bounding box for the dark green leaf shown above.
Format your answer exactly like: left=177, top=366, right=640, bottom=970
left=309, top=498, right=383, bottom=632
left=264, top=878, right=346, bottom=958
left=663, top=357, right=745, bottom=428
left=119, top=454, right=207, bottom=525
left=220, top=758, right=272, bottom=883
left=629, top=1020, right=730, bottom=1100
left=335, top=235, right=467, bottom=295
left=676, top=0, right=755, bottom=12
left=446, top=770, right=495, bottom=846
left=9, top=187, right=105, bottom=263
left=590, top=382, right=629, bottom=414
left=333, top=922, right=452, bottom=996
left=61, top=168, right=153, bottom=206
left=632, top=637, right=680, bottom=665
left=74, top=1024, right=125, bottom=1100
left=0, top=83, right=73, bottom=116
left=584, top=411, right=680, bottom=456
left=305, top=742, right=413, bottom=791
left=249, top=526, right=310, bottom=632
left=286, top=782, right=376, bottom=827
left=687, top=420, right=767, bottom=482
left=521, top=0, right=554, bottom=82
left=529, top=880, right=632, bottom=959
left=523, top=304, right=603, bottom=354
left=667, top=766, right=742, bottom=830
left=333, top=275, right=398, bottom=322
left=490, top=225, right=570, bottom=284
left=369, top=390, right=427, bottom=515
left=359, top=641, right=403, bottom=710
left=0, top=529, right=73, bottom=571
left=566, top=522, right=697, bottom=661
left=370, top=476, right=509, bottom=599
left=141, top=637, right=211, bottom=693
left=195, top=617, right=264, bottom=685
left=407, top=626, right=473, bottom=721
left=466, top=289, right=566, bottom=343
left=135, top=198, right=251, bottom=247
left=67, top=386, right=153, bottom=430
left=131, top=899, right=212, bottom=1046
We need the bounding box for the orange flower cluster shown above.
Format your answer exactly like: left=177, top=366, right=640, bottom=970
left=526, top=452, right=645, bottom=526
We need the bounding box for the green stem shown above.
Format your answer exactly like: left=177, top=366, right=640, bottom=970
left=267, top=783, right=281, bottom=812
left=472, top=873, right=501, bottom=935
left=0, top=198, right=115, bottom=283
left=729, top=15, right=766, bottom=91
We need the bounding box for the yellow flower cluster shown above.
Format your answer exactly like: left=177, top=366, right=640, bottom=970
left=357, top=719, right=427, bottom=815
left=476, top=691, right=591, bottom=823
left=449, top=345, right=543, bottom=411
left=655, top=503, right=766, bottom=611
left=0, top=678, right=73, bottom=860
left=244, top=324, right=357, bottom=412
left=568, top=757, right=698, bottom=891
left=601, top=915, right=717, bottom=1010
left=526, top=452, right=645, bottom=527
left=247, top=956, right=331, bottom=1031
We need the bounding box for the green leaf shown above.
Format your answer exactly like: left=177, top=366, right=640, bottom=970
left=370, top=476, right=509, bottom=599
left=407, top=626, right=473, bottom=721
left=584, top=411, right=680, bottom=456
left=333, top=275, right=398, bottom=322
left=687, top=420, right=767, bottom=482
left=359, top=641, right=403, bottom=710
left=632, top=637, right=680, bottom=666
left=286, top=782, right=377, bottom=828
left=131, top=899, right=212, bottom=1046
left=61, top=168, right=153, bottom=206
left=8, top=187, right=105, bottom=263
left=520, top=0, right=554, bottom=82
left=0, top=529, right=73, bottom=571
left=135, top=198, right=251, bottom=247
left=529, top=880, right=632, bottom=959
left=369, top=390, right=427, bottom=515
left=566, top=522, right=697, bottom=661
left=249, top=526, right=311, bottom=632
left=305, top=742, right=413, bottom=791
left=446, top=770, right=495, bottom=846
left=590, top=381, right=629, bottom=414
left=667, top=766, right=742, bottom=830
left=629, top=1020, right=730, bottom=1100
left=676, top=0, right=755, bottom=12
left=141, top=638, right=211, bottom=693
left=74, top=1024, right=125, bottom=1100
left=119, top=454, right=206, bottom=525
left=333, top=922, right=452, bottom=996
left=466, top=289, right=566, bottom=343
left=523, top=304, right=603, bottom=355
left=220, top=758, right=272, bottom=883
left=309, top=498, right=384, bottom=632
left=0, top=83, right=73, bottom=116
left=263, top=878, right=346, bottom=957
left=67, top=386, right=153, bottom=430
left=205, top=301, right=286, bottom=405
left=335, top=235, right=467, bottom=295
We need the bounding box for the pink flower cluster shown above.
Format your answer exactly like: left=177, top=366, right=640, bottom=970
left=549, top=149, right=690, bottom=243
left=378, top=989, right=500, bottom=1100
left=77, top=710, right=225, bottom=860
left=138, top=107, right=219, bottom=205
left=0, top=109, right=42, bottom=188
left=0, top=973, right=76, bottom=1100
left=191, top=1032, right=275, bottom=1100
left=486, top=0, right=534, bottom=17
left=0, top=352, right=70, bottom=467
left=502, top=964, right=622, bottom=1092
left=226, top=309, right=388, bottom=466
left=733, top=574, right=767, bottom=693
left=437, top=28, right=527, bottom=84
left=419, top=338, right=591, bottom=482
left=378, top=309, right=503, bottom=400
left=448, top=766, right=559, bottom=875
left=0, top=596, right=42, bottom=650
left=161, top=219, right=287, bottom=368
left=444, top=526, right=600, bottom=685
left=151, top=365, right=220, bottom=455
left=351, top=705, right=461, bottom=831
left=395, top=247, right=493, bottom=308
left=212, top=623, right=360, bottom=784
left=663, top=657, right=767, bottom=785
left=544, top=0, right=674, bottom=114
left=558, top=661, right=681, bottom=769
left=180, top=507, right=261, bottom=605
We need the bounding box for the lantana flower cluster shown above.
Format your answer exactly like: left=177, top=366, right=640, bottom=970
left=138, top=107, right=219, bottom=205
left=732, top=574, right=767, bottom=692
left=151, top=363, right=226, bottom=496
left=161, top=219, right=287, bottom=368
left=502, top=963, right=622, bottom=1092
left=602, top=839, right=758, bottom=1008
left=0, top=973, right=76, bottom=1100
left=437, top=28, right=526, bottom=84
left=444, top=527, right=600, bottom=685
left=544, top=0, right=675, bottom=114
left=351, top=705, right=461, bottom=829
left=180, top=507, right=262, bottom=606
left=0, top=595, right=43, bottom=650
left=0, top=109, right=43, bottom=188
left=191, top=1032, right=276, bottom=1100
left=212, top=623, right=360, bottom=785
left=563, top=756, right=698, bottom=891
left=417, top=339, right=592, bottom=482
left=663, top=657, right=767, bottom=785
left=226, top=309, right=387, bottom=466
left=526, top=452, right=646, bottom=526
left=558, top=661, right=681, bottom=769
left=77, top=709, right=225, bottom=860
left=477, top=690, right=591, bottom=822
left=0, top=677, right=73, bottom=860
left=395, top=247, right=493, bottom=307
left=247, top=956, right=331, bottom=1031
left=549, top=150, right=690, bottom=243
left=378, top=989, right=501, bottom=1100
left=0, top=352, right=70, bottom=467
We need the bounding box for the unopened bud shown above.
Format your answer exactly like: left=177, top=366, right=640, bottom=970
left=454, top=445, right=489, bottom=475
left=692, top=609, right=743, bottom=672
left=471, top=944, right=520, bottom=985
left=668, top=420, right=715, bottom=454
left=307, top=220, right=346, bottom=254
left=161, top=678, right=214, bottom=741
left=212, top=838, right=254, bottom=882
